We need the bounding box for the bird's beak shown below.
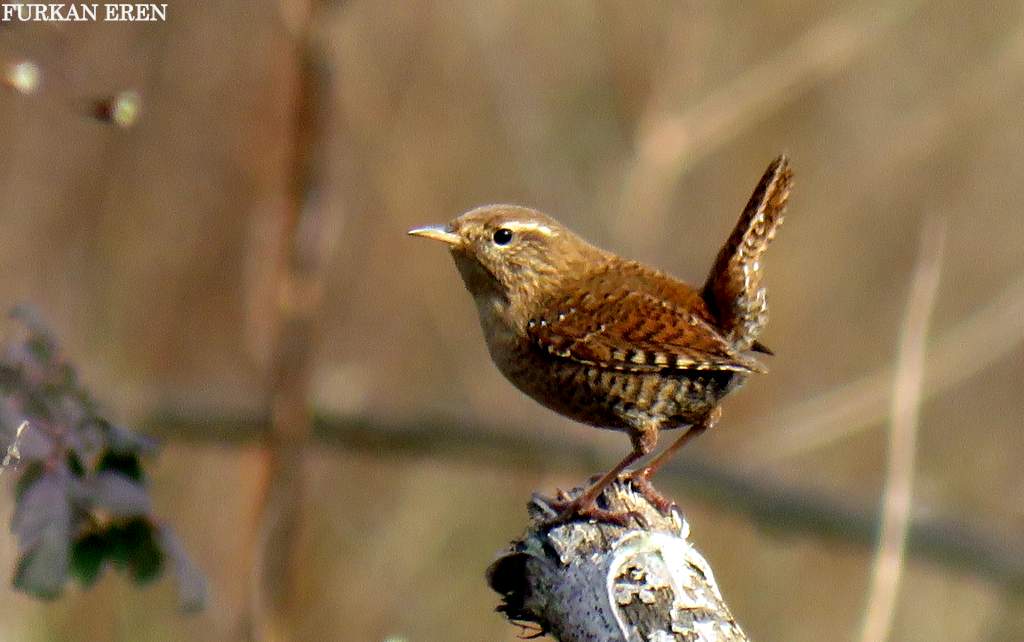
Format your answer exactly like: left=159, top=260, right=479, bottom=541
left=407, top=225, right=462, bottom=246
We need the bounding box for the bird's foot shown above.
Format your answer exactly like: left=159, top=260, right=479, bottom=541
left=622, top=469, right=676, bottom=515
left=531, top=491, right=634, bottom=527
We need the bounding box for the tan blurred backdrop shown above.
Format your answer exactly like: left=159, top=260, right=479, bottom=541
left=1, top=1, right=1023, bottom=641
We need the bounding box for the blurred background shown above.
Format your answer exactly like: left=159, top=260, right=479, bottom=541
left=1, top=0, right=1023, bottom=640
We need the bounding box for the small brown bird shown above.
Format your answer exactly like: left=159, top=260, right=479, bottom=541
left=410, top=156, right=792, bottom=522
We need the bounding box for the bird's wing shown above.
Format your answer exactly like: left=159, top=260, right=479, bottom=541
left=527, top=286, right=765, bottom=374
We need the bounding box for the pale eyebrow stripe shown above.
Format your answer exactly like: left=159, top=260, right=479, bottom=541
left=503, top=221, right=554, bottom=236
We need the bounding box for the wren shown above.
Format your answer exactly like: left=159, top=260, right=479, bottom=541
left=410, top=156, right=792, bottom=522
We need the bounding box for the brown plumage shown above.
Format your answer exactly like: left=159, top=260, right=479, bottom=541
left=410, top=155, right=792, bottom=521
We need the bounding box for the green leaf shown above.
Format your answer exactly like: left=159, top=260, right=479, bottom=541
left=25, top=334, right=54, bottom=364
left=14, top=462, right=44, bottom=502
left=0, top=363, right=20, bottom=390
left=107, top=522, right=132, bottom=567
left=128, top=530, right=163, bottom=584
left=13, top=542, right=67, bottom=600
left=97, top=450, right=144, bottom=483
left=70, top=532, right=108, bottom=587
left=66, top=452, right=85, bottom=477
left=106, top=519, right=164, bottom=585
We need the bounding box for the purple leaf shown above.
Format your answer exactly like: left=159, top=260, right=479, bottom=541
left=158, top=525, right=208, bottom=612
left=67, top=418, right=105, bottom=466
left=11, top=466, right=72, bottom=598
left=77, top=472, right=151, bottom=517
left=105, top=423, right=159, bottom=456
left=11, top=421, right=55, bottom=462
left=12, top=465, right=71, bottom=549
left=13, top=519, right=70, bottom=599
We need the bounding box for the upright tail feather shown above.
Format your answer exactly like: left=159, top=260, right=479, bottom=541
left=702, top=155, right=793, bottom=352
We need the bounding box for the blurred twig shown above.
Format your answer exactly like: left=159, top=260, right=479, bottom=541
left=466, top=4, right=588, bottom=215
left=740, top=25, right=1024, bottom=465
left=0, top=420, right=28, bottom=472
left=614, top=0, right=923, bottom=253
left=743, top=270, right=1024, bottom=465
left=859, top=218, right=945, bottom=642
left=144, top=409, right=1024, bottom=591
left=987, top=588, right=1024, bottom=642
left=245, top=4, right=336, bottom=640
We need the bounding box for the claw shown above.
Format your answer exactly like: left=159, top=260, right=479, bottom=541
left=623, top=470, right=676, bottom=515
left=533, top=493, right=635, bottom=527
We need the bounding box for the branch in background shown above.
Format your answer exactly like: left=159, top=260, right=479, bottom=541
left=489, top=481, right=748, bottom=641
left=989, top=589, right=1024, bottom=642
left=741, top=25, right=1024, bottom=465
left=613, top=0, right=924, bottom=254
left=145, top=410, right=1024, bottom=591
left=744, top=269, right=1024, bottom=466
left=246, top=2, right=337, bottom=640
left=859, top=218, right=945, bottom=642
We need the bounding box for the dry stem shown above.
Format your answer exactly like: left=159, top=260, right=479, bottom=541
left=858, top=218, right=945, bottom=642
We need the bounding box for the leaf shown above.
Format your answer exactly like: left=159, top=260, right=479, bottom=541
left=1, top=308, right=187, bottom=608
left=106, top=522, right=132, bottom=567
left=14, top=462, right=43, bottom=502
left=8, top=420, right=55, bottom=462
left=106, top=519, right=164, bottom=584
left=77, top=472, right=151, bottom=517
left=12, top=465, right=71, bottom=548
left=66, top=452, right=85, bottom=477
left=25, top=332, right=55, bottom=364
left=126, top=522, right=163, bottom=584
left=9, top=306, right=56, bottom=362
left=11, top=467, right=72, bottom=599
left=158, top=525, right=208, bottom=612
left=0, top=363, right=19, bottom=390
left=13, top=526, right=70, bottom=599
left=71, top=532, right=108, bottom=587
left=104, top=422, right=159, bottom=457
left=67, top=417, right=105, bottom=466
left=96, top=450, right=145, bottom=483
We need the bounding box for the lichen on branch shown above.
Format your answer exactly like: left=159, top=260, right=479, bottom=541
left=488, top=481, right=748, bottom=641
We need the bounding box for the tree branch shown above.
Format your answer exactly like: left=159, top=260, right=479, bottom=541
left=488, top=481, right=747, bottom=641
left=144, top=410, right=1024, bottom=591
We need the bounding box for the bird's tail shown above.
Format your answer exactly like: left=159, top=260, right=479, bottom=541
left=702, top=155, right=793, bottom=352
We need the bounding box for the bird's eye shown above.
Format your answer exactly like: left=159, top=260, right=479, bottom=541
left=492, top=228, right=513, bottom=246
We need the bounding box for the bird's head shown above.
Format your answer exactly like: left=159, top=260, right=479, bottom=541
left=409, top=205, right=603, bottom=327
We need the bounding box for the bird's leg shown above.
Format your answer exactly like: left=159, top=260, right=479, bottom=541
left=625, top=406, right=722, bottom=514
left=538, top=427, right=658, bottom=526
